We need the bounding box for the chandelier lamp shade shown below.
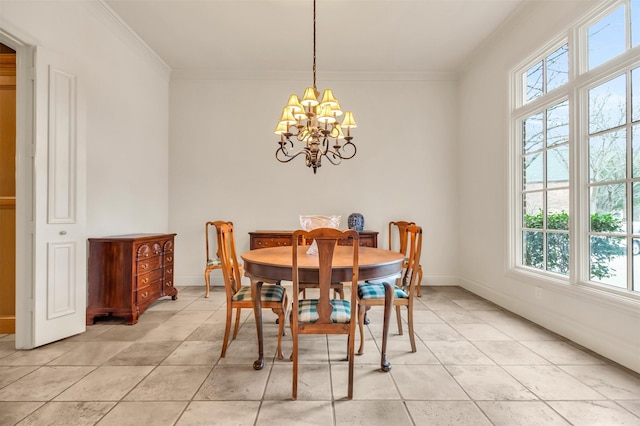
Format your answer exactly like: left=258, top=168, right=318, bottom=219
left=274, top=0, right=357, bottom=174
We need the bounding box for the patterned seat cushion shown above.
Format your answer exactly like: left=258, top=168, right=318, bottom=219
left=232, top=285, right=285, bottom=302
left=358, top=282, right=408, bottom=299
left=297, top=299, right=351, bottom=323
left=207, top=258, right=221, bottom=266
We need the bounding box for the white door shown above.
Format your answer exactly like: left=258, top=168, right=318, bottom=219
left=17, top=45, right=87, bottom=348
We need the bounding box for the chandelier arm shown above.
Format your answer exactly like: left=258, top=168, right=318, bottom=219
left=322, top=151, right=343, bottom=166
left=337, top=140, right=357, bottom=160
left=276, top=146, right=311, bottom=164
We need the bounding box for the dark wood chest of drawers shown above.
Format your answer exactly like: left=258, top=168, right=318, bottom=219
left=249, top=230, right=378, bottom=250
left=86, top=233, right=177, bottom=325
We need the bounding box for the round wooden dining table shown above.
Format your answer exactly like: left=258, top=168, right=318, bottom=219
left=241, top=245, right=404, bottom=371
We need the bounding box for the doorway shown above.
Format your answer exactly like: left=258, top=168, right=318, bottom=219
left=0, top=42, right=16, bottom=334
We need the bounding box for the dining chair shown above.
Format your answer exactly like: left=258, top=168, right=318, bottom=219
left=204, top=220, right=229, bottom=298
left=217, top=222, right=287, bottom=359
left=290, top=228, right=359, bottom=400
left=357, top=224, right=422, bottom=356
left=389, top=221, right=424, bottom=297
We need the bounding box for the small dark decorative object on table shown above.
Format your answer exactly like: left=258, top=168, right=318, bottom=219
left=348, top=213, right=364, bottom=232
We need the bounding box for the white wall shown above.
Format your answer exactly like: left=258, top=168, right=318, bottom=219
left=169, top=76, right=460, bottom=287
left=457, top=0, right=640, bottom=373
left=0, top=0, right=171, bottom=237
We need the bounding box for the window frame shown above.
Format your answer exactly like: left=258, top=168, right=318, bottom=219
left=509, top=0, right=640, bottom=300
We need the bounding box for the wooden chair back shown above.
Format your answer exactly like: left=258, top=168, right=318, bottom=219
left=217, top=222, right=243, bottom=300
left=399, top=224, right=423, bottom=295
left=388, top=220, right=416, bottom=255
left=204, top=220, right=232, bottom=297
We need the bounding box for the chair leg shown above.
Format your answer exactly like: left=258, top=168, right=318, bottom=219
left=221, top=304, right=233, bottom=357
left=292, top=331, right=298, bottom=400
left=232, top=307, right=242, bottom=339
left=204, top=268, right=211, bottom=298
left=357, top=301, right=366, bottom=355
left=348, top=328, right=355, bottom=400
left=417, top=265, right=423, bottom=297
left=407, top=305, right=416, bottom=352
left=396, top=305, right=403, bottom=335
left=273, top=307, right=285, bottom=360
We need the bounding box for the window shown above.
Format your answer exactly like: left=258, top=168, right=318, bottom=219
left=513, top=0, right=640, bottom=295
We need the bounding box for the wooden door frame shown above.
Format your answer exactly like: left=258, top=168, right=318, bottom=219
left=0, top=28, right=36, bottom=348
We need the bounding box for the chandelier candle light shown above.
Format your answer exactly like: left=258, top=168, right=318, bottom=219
left=274, top=0, right=357, bottom=174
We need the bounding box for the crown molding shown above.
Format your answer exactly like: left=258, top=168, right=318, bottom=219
left=91, top=0, right=171, bottom=76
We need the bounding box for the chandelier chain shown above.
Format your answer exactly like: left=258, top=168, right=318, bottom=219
left=313, top=0, right=316, bottom=91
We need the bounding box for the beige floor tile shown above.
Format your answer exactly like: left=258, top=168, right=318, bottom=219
left=64, top=324, right=116, bottom=342
left=334, top=400, right=412, bottom=425
left=105, top=341, right=181, bottom=365
left=93, top=322, right=158, bottom=342
left=559, top=364, right=640, bottom=400
left=548, top=400, right=640, bottom=425
left=176, top=401, right=260, bottom=425
left=405, top=400, right=492, bottom=425
left=54, top=366, right=154, bottom=401
left=446, top=365, right=538, bottom=400
left=617, top=400, right=640, bottom=417
left=167, top=310, right=213, bottom=324
left=452, top=298, right=501, bottom=310
left=125, top=365, right=211, bottom=401
left=477, top=401, right=572, bottom=425
left=162, top=340, right=220, bottom=365
left=0, top=401, right=44, bottom=425
left=266, top=363, right=331, bottom=400
left=0, top=366, right=38, bottom=388
left=0, top=366, right=94, bottom=401
left=0, top=341, right=82, bottom=366
left=96, top=401, right=187, bottom=426
left=473, top=340, right=550, bottom=365
left=390, top=365, right=468, bottom=400
left=185, top=322, right=228, bottom=341
left=520, top=340, right=608, bottom=365
left=134, top=310, right=180, bottom=325
left=0, top=341, right=16, bottom=358
left=413, top=323, right=464, bottom=341
left=434, top=310, right=486, bottom=324
left=426, top=341, right=496, bottom=365
left=332, top=364, right=401, bottom=400
left=255, top=400, right=333, bottom=426
left=194, top=365, right=270, bottom=400
left=139, top=321, right=202, bottom=342
left=47, top=341, right=133, bottom=366
left=503, top=365, right=606, bottom=400
left=217, top=339, right=279, bottom=365
left=17, top=401, right=115, bottom=426
left=145, top=296, right=198, bottom=312
left=182, top=299, right=225, bottom=311
left=451, top=323, right=513, bottom=341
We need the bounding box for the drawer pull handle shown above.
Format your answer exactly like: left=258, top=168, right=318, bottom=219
left=142, top=277, right=149, bottom=284
left=166, top=268, right=173, bottom=275
left=166, top=281, right=173, bottom=287
left=141, top=291, right=149, bottom=299
left=166, top=256, right=173, bottom=262
left=140, top=263, right=148, bottom=270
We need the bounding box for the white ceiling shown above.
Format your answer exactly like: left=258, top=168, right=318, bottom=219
left=104, top=0, right=527, bottom=76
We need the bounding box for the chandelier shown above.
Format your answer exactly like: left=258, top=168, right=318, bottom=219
left=274, top=0, right=357, bottom=174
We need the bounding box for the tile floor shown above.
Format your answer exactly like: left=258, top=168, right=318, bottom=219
left=1, top=285, right=640, bottom=425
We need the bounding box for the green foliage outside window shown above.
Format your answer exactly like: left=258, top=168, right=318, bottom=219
left=524, top=211, right=624, bottom=278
